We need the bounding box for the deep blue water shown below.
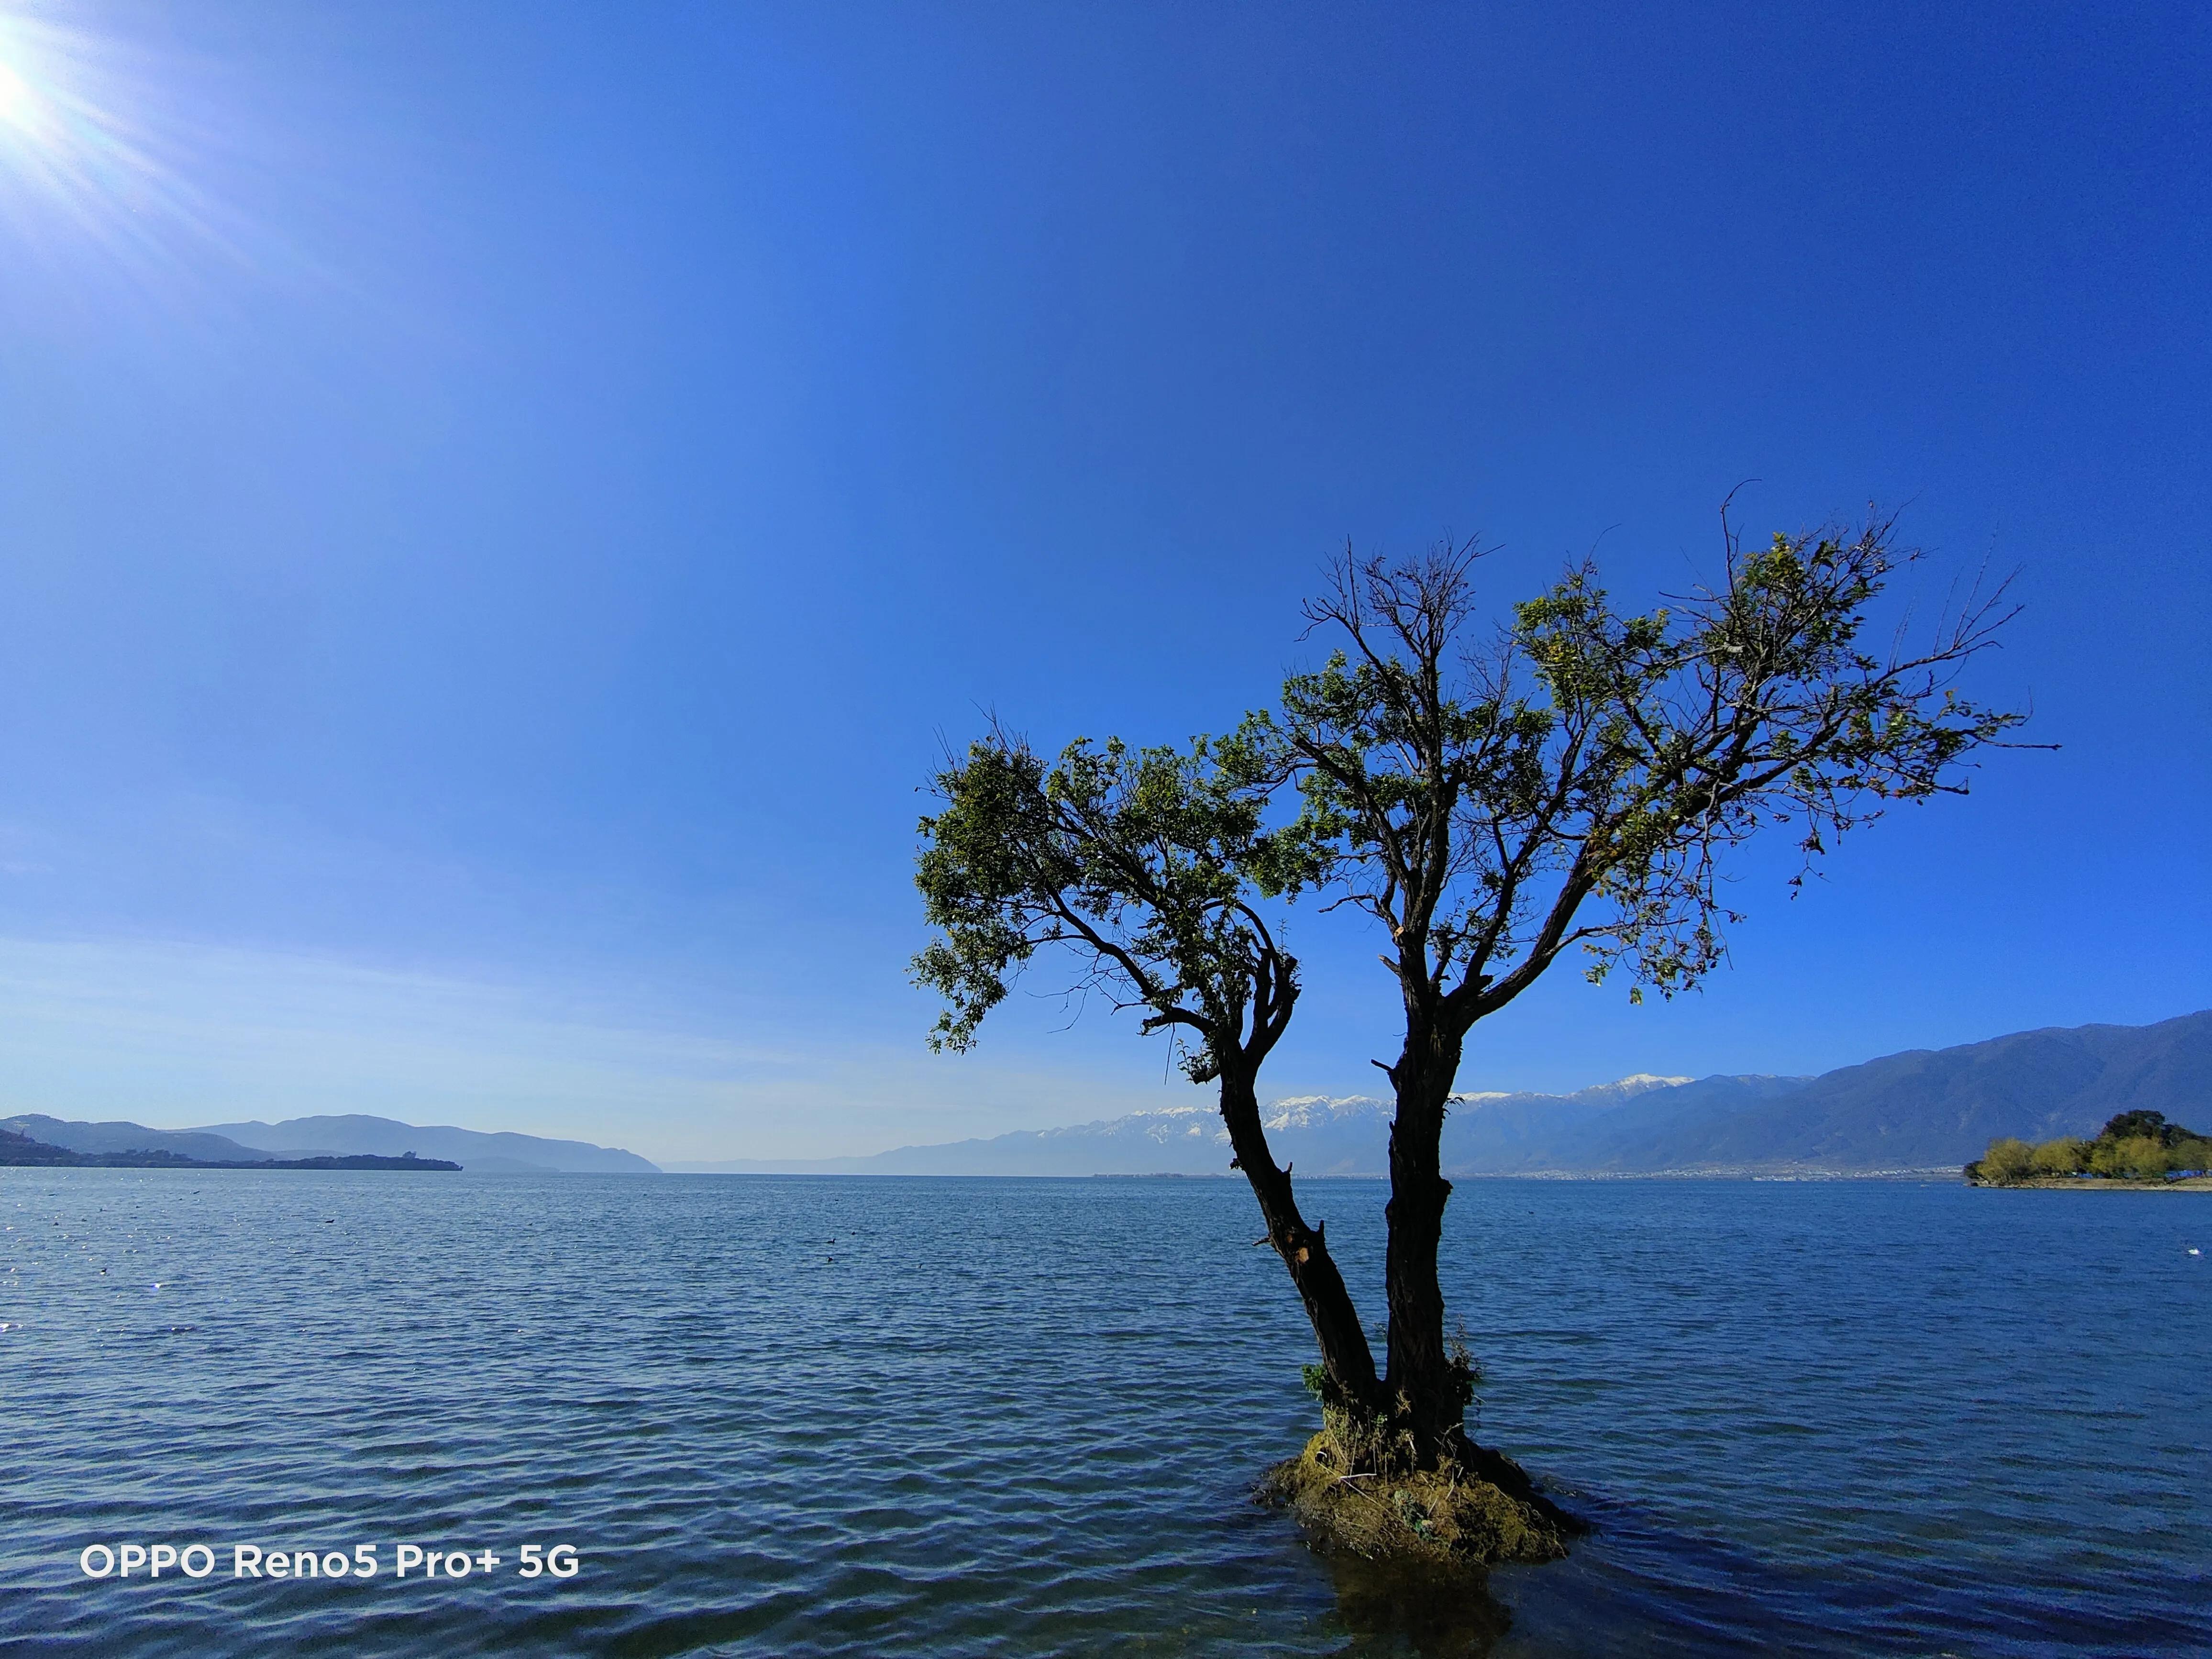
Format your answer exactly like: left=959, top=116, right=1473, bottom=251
left=2, top=1170, right=2206, bottom=1656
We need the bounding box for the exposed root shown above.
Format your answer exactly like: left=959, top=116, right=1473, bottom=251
left=1259, top=1427, right=1574, bottom=1568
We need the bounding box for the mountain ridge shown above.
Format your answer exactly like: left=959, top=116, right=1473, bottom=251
left=670, top=1012, right=2211, bottom=1177
left=2, top=1116, right=278, bottom=1164
left=7, top=1014, right=2203, bottom=1180
left=6, top=1113, right=658, bottom=1174
left=192, top=1115, right=661, bottom=1174
left=0, top=1127, right=461, bottom=1172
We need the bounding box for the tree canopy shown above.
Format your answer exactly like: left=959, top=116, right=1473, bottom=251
left=913, top=725, right=1309, bottom=1084
left=1229, top=514, right=2027, bottom=1028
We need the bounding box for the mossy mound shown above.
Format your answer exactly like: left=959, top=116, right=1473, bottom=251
left=1260, top=1429, right=1571, bottom=1567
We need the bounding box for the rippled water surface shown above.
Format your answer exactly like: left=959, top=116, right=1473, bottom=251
left=4, top=1171, right=2207, bottom=1656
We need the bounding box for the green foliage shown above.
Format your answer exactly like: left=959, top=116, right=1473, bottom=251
left=1225, top=518, right=2024, bottom=1031
left=2092, top=1135, right=2173, bottom=1180
left=912, top=725, right=1299, bottom=1080
left=1974, top=1118, right=2207, bottom=1183
left=2030, top=1136, right=2091, bottom=1176
left=1444, top=1324, right=1483, bottom=1411
left=1979, top=1138, right=2036, bottom=1183
left=2101, top=1109, right=2183, bottom=1146
left=2081, top=1115, right=2212, bottom=1176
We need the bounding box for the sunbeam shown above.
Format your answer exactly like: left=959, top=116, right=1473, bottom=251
left=0, top=10, right=275, bottom=310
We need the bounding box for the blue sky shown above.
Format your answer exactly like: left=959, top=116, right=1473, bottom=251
left=0, top=2, right=2202, bottom=1162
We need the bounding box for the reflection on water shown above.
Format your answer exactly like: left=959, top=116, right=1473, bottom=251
left=3, top=1170, right=2207, bottom=1656
left=1321, top=1553, right=1513, bottom=1659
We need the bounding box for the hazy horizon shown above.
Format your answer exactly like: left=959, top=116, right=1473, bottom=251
left=13, top=1002, right=2207, bottom=1169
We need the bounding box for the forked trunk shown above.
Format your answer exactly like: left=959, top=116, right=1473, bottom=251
left=1217, top=1065, right=1381, bottom=1412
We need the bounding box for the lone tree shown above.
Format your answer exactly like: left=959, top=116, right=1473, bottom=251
left=914, top=510, right=2024, bottom=1560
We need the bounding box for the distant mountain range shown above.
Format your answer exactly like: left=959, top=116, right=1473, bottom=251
left=6, top=1012, right=2204, bottom=1179
left=0, top=1113, right=658, bottom=1175
left=680, top=1011, right=2212, bottom=1178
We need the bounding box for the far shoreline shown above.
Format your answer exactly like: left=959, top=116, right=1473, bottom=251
left=1974, top=1174, right=2212, bottom=1192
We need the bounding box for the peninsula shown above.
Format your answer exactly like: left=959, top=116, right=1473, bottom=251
left=0, top=1127, right=460, bottom=1172
left=1968, top=1110, right=2211, bottom=1188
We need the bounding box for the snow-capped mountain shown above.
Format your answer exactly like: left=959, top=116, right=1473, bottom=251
left=681, top=1013, right=2212, bottom=1176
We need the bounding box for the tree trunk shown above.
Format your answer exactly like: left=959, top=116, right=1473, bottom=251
left=1370, top=1024, right=1571, bottom=1523
left=1383, top=1020, right=1466, bottom=1467
left=1217, top=1066, right=1381, bottom=1410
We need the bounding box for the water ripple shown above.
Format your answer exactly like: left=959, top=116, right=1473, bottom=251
left=3, top=1170, right=2206, bottom=1655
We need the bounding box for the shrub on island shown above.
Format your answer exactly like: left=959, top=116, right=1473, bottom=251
left=1976, top=1138, right=2036, bottom=1183
left=2031, top=1136, right=2092, bottom=1176
left=1968, top=1111, right=2211, bottom=1185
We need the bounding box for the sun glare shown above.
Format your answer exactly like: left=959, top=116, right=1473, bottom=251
left=0, top=17, right=260, bottom=294
left=0, top=57, right=40, bottom=131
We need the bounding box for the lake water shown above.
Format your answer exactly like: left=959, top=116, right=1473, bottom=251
left=3, top=1170, right=2206, bottom=1656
